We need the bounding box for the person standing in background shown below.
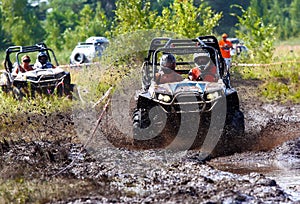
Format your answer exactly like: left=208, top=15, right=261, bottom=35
left=219, top=33, right=233, bottom=72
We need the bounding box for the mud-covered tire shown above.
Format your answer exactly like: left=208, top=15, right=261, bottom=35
left=12, top=87, right=25, bottom=100
left=232, top=109, right=245, bottom=135
left=1, top=85, right=10, bottom=94
left=213, top=109, right=245, bottom=156
left=132, top=106, right=170, bottom=149
left=226, top=109, right=245, bottom=136
left=132, top=108, right=155, bottom=145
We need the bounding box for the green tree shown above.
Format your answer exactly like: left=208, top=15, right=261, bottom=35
left=1, top=0, right=45, bottom=46
left=249, top=0, right=299, bottom=40
left=112, top=0, right=157, bottom=36
left=203, top=0, right=250, bottom=36
left=63, top=3, right=110, bottom=50
left=290, top=0, right=300, bottom=36
left=48, top=0, right=86, bottom=13
left=154, top=0, right=222, bottom=38
left=234, top=6, right=276, bottom=63
left=150, top=0, right=173, bottom=14
left=85, top=0, right=116, bottom=19
left=44, top=8, right=78, bottom=50
left=0, top=6, right=11, bottom=50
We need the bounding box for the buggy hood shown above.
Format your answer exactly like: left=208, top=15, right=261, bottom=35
left=14, top=67, right=66, bottom=82
left=149, top=80, right=224, bottom=96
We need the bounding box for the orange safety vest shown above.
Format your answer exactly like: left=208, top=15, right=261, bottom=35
left=219, top=39, right=233, bottom=59
left=190, top=66, right=218, bottom=82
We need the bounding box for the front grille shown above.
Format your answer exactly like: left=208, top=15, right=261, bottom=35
left=173, top=93, right=206, bottom=113
left=39, top=75, right=55, bottom=80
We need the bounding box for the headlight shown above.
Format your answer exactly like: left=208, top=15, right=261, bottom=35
left=206, top=92, right=220, bottom=100
left=16, top=75, right=27, bottom=81
left=158, top=94, right=171, bottom=103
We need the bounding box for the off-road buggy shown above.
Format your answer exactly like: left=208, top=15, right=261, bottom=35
left=70, top=36, right=109, bottom=64
left=0, top=43, right=74, bottom=99
left=132, top=36, right=245, bottom=151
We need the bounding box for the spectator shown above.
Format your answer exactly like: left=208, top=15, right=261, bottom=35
left=188, top=52, right=218, bottom=82
left=34, top=52, right=55, bottom=69
left=14, top=55, right=34, bottom=74
left=155, top=54, right=183, bottom=84
left=219, top=33, right=233, bottom=71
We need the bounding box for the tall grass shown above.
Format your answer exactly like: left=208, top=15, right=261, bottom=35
left=233, top=43, right=300, bottom=103
left=0, top=178, right=99, bottom=203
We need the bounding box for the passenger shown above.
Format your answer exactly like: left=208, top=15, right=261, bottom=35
left=188, top=53, right=218, bottom=82
left=14, top=55, right=34, bottom=74
left=33, top=52, right=55, bottom=69
left=155, top=54, right=183, bottom=84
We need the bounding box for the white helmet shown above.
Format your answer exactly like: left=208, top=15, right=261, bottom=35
left=193, top=52, right=211, bottom=71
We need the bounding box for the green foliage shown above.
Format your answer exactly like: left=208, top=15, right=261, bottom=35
left=233, top=5, right=276, bottom=63
left=261, top=81, right=290, bottom=102
left=0, top=90, right=73, bottom=118
left=204, top=0, right=250, bottom=36
left=48, top=0, right=87, bottom=13
left=249, top=0, right=300, bottom=40
left=233, top=61, right=300, bottom=103
left=112, top=0, right=157, bottom=36
left=154, top=0, right=222, bottom=38
left=0, top=0, right=45, bottom=46
left=112, top=0, right=222, bottom=38
left=44, top=8, right=78, bottom=50
left=0, top=7, right=11, bottom=49
left=63, top=2, right=110, bottom=51
left=1, top=0, right=299, bottom=53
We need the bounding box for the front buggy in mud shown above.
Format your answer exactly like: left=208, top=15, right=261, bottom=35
left=132, top=36, right=245, bottom=153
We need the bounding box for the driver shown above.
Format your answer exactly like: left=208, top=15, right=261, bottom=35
left=188, top=52, right=218, bottom=82
left=155, top=54, right=183, bottom=84
left=33, top=52, right=56, bottom=69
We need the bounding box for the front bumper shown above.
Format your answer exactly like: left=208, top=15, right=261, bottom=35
left=152, top=91, right=223, bottom=114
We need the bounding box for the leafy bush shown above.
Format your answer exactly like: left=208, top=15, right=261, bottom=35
left=232, top=5, right=276, bottom=63
left=233, top=61, right=300, bottom=103
left=112, top=0, right=221, bottom=39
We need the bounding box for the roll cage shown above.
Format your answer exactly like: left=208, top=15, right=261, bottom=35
left=142, top=36, right=228, bottom=88
left=4, top=42, right=59, bottom=73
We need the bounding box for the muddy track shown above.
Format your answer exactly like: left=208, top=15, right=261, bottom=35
left=0, top=76, right=300, bottom=203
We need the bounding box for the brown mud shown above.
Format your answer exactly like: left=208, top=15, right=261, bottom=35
left=0, top=76, right=300, bottom=203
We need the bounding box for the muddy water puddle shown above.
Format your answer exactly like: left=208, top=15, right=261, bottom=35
left=266, top=168, right=300, bottom=201
left=210, top=153, right=300, bottom=201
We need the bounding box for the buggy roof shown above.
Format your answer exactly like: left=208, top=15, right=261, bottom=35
left=145, top=35, right=224, bottom=67
left=4, top=43, right=59, bottom=73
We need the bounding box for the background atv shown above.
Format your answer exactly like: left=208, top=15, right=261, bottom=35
left=132, top=36, right=245, bottom=153
left=0, top=43, right=75, bottom=100
left=69, top=36, right=109, bottom=65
